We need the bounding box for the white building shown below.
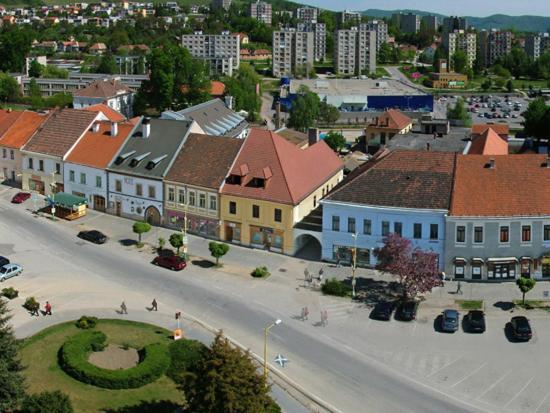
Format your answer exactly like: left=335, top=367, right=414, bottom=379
left=272, top=29, right=314, bottom=78
left=295, top=6, right=318, bottom=23
left=72, top=78, right=135, bottom=118
left=334, top=26, right=376, bottom=76
left=363, top=20, right=388, bottom=53
left=297, top=22, right=326, bottom=61
left=443, top=30, right=477, bottom=69
left=181, top=31, right=240, bottom=76
left=249, top=1, right=271, bottom=25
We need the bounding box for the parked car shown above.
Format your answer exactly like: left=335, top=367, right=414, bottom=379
left=77, top=230, right=107, bottom=244
left=11, top=192, right=31, bottom=204
left=0, top=263, right=22, bottom=282
left=0, top=256, right=9, bottom=267
left=152, top=255, right=186, bottom=271
left=441, top=309, right=459, bottom=332
left=510, top=316, right=532, bottom=341
left=371, top=302, right=395, bottom=321
left=465, top=310, right=486, bottom=333
left=396, top=300, right=419, bottom=321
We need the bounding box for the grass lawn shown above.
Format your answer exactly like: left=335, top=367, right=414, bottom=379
left=513, top=300, right=550, bottom=310
left=19, top=319, right=184, bottom=413
left=261, top=78, right=280, bottom=93
left=512, top=79, right=549, bottom=90
left=375, top=67, right=390, bottom=77
left=455, top=300, right=484, bottom=310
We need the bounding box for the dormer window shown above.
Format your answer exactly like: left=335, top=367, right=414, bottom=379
left=129, top=152, right=151, bottom=167
left=248, top=177, right=265, bottom=188
left=145, top=154, right=168, bottom=170
left=114, top=150, right=136, bottom=165
left=226, top=174, right=242, bottom=185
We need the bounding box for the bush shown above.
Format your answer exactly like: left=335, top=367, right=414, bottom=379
left=167, top=339, right=206, bottom=385
left=23, top=297, right=39, bottom=312
left=90, top=341, right=106, bottom=352
left=21, top=390, right=74, bottom=413
left=59, top=331, right=170, bottom=389
left=2, top=287, right=18, bottom=299
left=75, top=316, right=98, bottom=330
left=251, top=266, right=270, bottom=278
left=321, top=278, right=351, bottom=297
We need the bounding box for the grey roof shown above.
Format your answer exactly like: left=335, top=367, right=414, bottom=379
left=107, top=118, right=193, bottom=179
left=162, top=99, right=248, bottom=138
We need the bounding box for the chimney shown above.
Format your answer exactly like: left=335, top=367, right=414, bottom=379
left=92, top=122, right=100, bottom=133
left=111, top=121, right=118, bottom=137
left=142, top=117, right=151, bottom=138
left=224, top=95, right=234, bottom=110
left=308, top=128, right=319, bottom=146
left=489, top=158, right=495, bottom=169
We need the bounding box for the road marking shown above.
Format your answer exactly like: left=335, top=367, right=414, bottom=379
left=535, top=389, right=550, bottom=413
left=476, top=370, right=512, bottom=400
left=450, top=362, right=487, bottom=388
left=503, top=376, right=534, bottom=408
left=426, top=355, right=463, bottom=378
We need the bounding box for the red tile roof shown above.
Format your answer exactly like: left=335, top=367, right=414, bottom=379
left=0, top=110, right=24, bottom=137
left=369, top=109, right=412, bottom=130
left=73, top=79, right=132, bottom=99
left=0, top=111, right=50, bottom=149
left=83, top=103, right=125, bottom=122
left=471, top=123, right=509, bottom=136
left=467, top=128, right=508, bottom=155
left=65, top=120, right=135, bottom=169
left=222, top=129, right=343, bottom=205
left=450, top=155, right=550, bottom=217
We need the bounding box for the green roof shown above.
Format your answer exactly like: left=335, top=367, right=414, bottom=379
left=53, top=192, right=87, bottom=208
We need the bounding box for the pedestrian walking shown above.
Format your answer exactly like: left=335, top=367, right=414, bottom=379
left=318, top=266, right=324, bottom=280
left=175, top=311, right=181, bottom=320
left=456, top=280, right=463, bottom=295
left=304, top=306, right=309, bottom=321
left=335, top=252, right=341, bottom=268
left=151, top=298, right=158, bottom=311
left=120, top=301, right=128, bottom=314
left=323, top=309, right=328, bottom=326
left=44, top=301, right=52, bottom=316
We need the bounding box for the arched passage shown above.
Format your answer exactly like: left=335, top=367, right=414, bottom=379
left=144, top=206, right=161, bottom=226
left=294, top=233, right=322, bottom=261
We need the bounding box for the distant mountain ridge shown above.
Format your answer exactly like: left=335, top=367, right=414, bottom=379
left=362, top=9, right=550, bottom=32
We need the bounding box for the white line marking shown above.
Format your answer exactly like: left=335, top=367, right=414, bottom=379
left=450, top=362, right=487, bottom=388
left=503, top=376, right=534, bottom=408
left=476, top=370, right=512, bottom=400
left=535, top=390, right=550, bottom=413
left=426, top=355, right=463, bottom=378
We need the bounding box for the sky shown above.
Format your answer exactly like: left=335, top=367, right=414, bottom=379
left=299, top=0, right=550, bottom=17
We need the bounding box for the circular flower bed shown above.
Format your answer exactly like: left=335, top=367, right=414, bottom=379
left=59, top=330, right=170, bottom=389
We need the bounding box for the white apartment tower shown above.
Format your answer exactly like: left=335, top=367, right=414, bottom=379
left=181, top=31, right=240, bottom=76
left=362, top=20, right=388, bottom=52
left=443, top=30, right=477, bottom=69
left=272, top=29, right=314, bottom=78
left=334, top=26, right=376, bottom=76
left=297, top=22, right=326, bottom=61
left=249, top=1, right=272, bottom=25
left=295, top=6, right=318, bottom=24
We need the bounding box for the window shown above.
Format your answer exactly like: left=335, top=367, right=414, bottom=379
left=363, top=219, right=371, bottom=235
left=168, top=187, right=175, bottom=202
left=413, top=223, right=422, bottom=239
left=189, top=191, right=195, bottom=206
left=522, top=225, right=531, bottom=243
left=500, top=226, right=509, bottom=243
left=209, top=196, right=217, bottom=210
left=332, top=215, right=340, bottom=231
left=38, top=160, right=44, bottom=171
left=148, top=186, right=155, bottom=198
left=348, top=217, right=356, bottom=233
left=95, top=176, right=101, bottom=188
left=10, top=150, right=13, bottom=160
left=69, top=170, right=75, bottom=182
left=474, top=226, right=483, bottom=243
left=135, top=183, right=142, bottom=196
left=229, top=201, right=236, bottom=214
left=178, top=189, right=185, bottom=205
left=456, top=226, right=466, bottom=243
left=55, top=163, right=61, bottom=174
left=430, top=224, right=438, bottom=240
left=313, top=195, right=317, bottom=208
left=199, top=193, right=206, bottom=208
left=545, top=225, right=550, bottom=241
left=274, top=208, right=282, bottom=223
left=394, top=222, right=402, bottom=236
left=382, top=221, right=390, bottom=236
left=115, top=180, right=122, bottom=192
left=79, top=172, right=86, bottom=184
left=2, top=149, right=5, bottom=158
left=252, top=204, right=260, bottom=218
left=28, top=158, right=33, bottom=169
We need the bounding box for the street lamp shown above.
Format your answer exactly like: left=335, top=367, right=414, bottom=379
left=351, top=232, right=358, bottom=298
left=49, top=171, right=56, bottom=221
left=263, top=319, right=282, bottom=383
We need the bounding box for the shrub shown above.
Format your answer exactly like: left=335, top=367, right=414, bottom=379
left=90, top=341, right=106, bottom=352
left=59, top=330, right=170, bottom=389
left=20, top=390, right=74, bottom=413
left=75, top=316, right=98, bottom=330
left=321, top=278, right=351, bottom=297
left=2, top=287, right=18, bottom=299
left=23, top=297, right=39, bottom=312
left=251, top=266, right=270, bottom=278
left=167, top=339, right=206, bottom=385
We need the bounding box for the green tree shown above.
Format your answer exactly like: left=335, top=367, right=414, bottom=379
left=481, top=79, right=492, bottom=91
left=452, top=50, right=468, bottom=74
left=44, top=92, right=72, bottom=109
left=42, top=65, right=69, bottom=79
left=506, top=79, right=514, bottom=93
left=0, top=28, right=33, bottom=72
left=169, top=233, right=184, bottom=255
left=223, top=63, right=261, bottom=115
left=29, top=77, right=42, bottom=99
left=96, top=53, right=118, bottom=74
left=323, top=131, right=346, bottom=152
left=0, top=298, right=25, bottom=411
left=319, top=101, right=340, bottom=125
left=288, top=87, right=320, bottom=132
left=516, top=278, right=536, bottom=305
left=523, top=98, right=550, bottom=143
left=21, top=390, right=74, bottom=413
left=185, top=332, right=280, bottom=413
left=132, top=221, right=151, bottom=244
left=208, top=242, right=229, bottom=266
left=446, top=98, right=471, bottom=126
left=0, top=72, right=21, bottom=103
left=28, top=60, right=43, bottom=78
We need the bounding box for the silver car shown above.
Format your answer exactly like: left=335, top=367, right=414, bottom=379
left=0, top=264, right=22, bottom=282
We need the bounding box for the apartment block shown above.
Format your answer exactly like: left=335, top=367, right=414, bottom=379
left=334, top=26, right=376, bottom=76
left=443, top=30, right=477, bottom=69
left=297, top=22, right=326, bottom=61
left=478, top=29, right=512, bottom=68
left=362, top=20, right=388, bottom=52
left=211, top=0, right=231, bottom=11
left=295, top=6, right=318, bottom=23
left=272, top=29, right=314, bottom=78
left=400, top=13, right=420, bottom=34
left=339, top=10, right=361, bottom=24
left=249, top=1, right=271, bottom=25
left=181, top=31, right=240, bottom=76
left=443, top=16, right=467, bottom=33
left=525, top=33, right=550, bottom=60
left=421, top=15, right=439, bottom=32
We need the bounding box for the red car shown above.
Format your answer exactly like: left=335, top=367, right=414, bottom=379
left=11, top=192, right=31, bottom=204
left=152, top=255, right=186, bottom=271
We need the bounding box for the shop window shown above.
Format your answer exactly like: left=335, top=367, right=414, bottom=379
left=521, top=225, right=531, bottom=243
left=430, top=224, right=439, bottom=240
left=500, top=226, right=509, bottom=243
left=413, top=223, right=422, bottom=239
left=474, top=226, right=483, bottom=243
left=252, top=204, right=260, bottom=218
left=543, top=259, right=550, bottom=277
left=454, top=262, right=465, bottom=278
left=332, top=215, right=340, bottom=231
left=274, top=208, right=282, bottom=223
left=348, top=217, right=356, bottom=233
left=456, top=226, right=465, bottom=243
left=382, top=221, right=390, bottom=236
left=363, top=219, right=371, bottom=235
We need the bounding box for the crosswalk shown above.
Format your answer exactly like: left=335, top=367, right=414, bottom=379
left=318, top=297, right=357, bottom=322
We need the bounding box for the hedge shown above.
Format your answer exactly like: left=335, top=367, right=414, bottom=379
left=59, top=331, right=170, bottom=389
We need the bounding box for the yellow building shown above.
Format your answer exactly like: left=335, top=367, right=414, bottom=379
left=220, top=129, right=343, bottom=255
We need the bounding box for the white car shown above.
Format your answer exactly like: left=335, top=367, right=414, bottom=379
left=0, top=264, right=22, bottom=282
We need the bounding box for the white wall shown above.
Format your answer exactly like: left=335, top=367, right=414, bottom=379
left=63, top=162, right=107, bottom=202
left=107, top=171, right=164, bottom=218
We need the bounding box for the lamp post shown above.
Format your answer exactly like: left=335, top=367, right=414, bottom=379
left=263, top=319, right=282, bottom=383
left=49, top=171, right=56, bottom=221
left=178, top=201, right=188, bottom=258
left=351, top=232, right=358, bottom=298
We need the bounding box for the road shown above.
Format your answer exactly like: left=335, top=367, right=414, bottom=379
left=385, top=65, right=421, bottom=88
left=0, top=193, right=489, bottom=413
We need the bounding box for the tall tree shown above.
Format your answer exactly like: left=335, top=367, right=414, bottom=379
left=516, top=278, right=536, bottom=305
left=0, top=28, right=33, bottom=72
left=0, top=298, right=25, bottom=411
left=96, top=53, right=118, bottom=74
left=0, top=72, right=21, bottom=103
left=452, top=50, right=468, bottom=74
left=319, top=100, right=340, bottom=125
left=447, top=98, right=471, bottom=126
left=523, top=97, right=550, bottom=143
left=323, top=131, right=346, bottom=152
left=223, top=63, right=261, bottom=116
left=288, top=87, right=320, bottom=132
left=28, top=60, right=43, bottom=78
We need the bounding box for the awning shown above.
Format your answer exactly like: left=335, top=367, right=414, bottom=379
left=471, top=258, right=484, bottom=263
left=454, top=257, right=466, bottom=263
left=487, top=257, right=518, bottom=263
left=520, top=256, right=532, bottom=261
left=50, top=192, right=87, bottom=209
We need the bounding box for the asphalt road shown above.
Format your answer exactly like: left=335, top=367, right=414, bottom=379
left=0, top=196, right=487, bottom=413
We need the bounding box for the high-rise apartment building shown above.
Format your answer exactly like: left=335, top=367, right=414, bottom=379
left=400, top=13, right=420, bottom=34
left=422, top=15, right=439, bottom=32
left=478, top=29, right=512, bottom=67
left=249, top=1, right=272, bottom=25
left=363, top=20, right=388, bottom=52
left=297, top=22, right=326, bottom=61
left=443, top=16, right=467, bottom=33
left=334, top=26, right=376, bottom=76
left=295, top=6, right=318, bottom=23
left=181, top=31, right=240, bottom=76
left=272, top=29, right=314, bottom=78
left=339, top=10, right=361, bottom=24
left=211, top=0, right=231, bottom=11
left=443, top=30, right=477, bottom=69
left=525, top=33, right=550, bottom=60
